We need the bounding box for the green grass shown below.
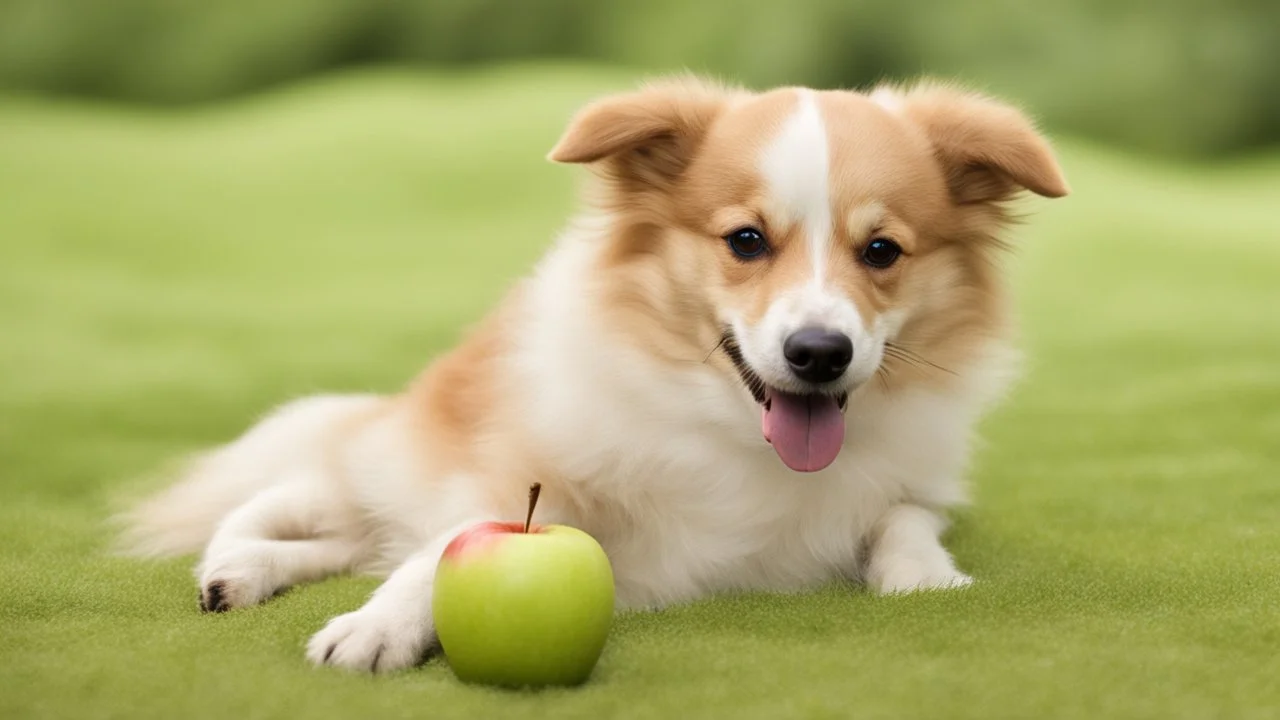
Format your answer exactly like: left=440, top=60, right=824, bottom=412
left=2, top=65, right=1278, bottom=720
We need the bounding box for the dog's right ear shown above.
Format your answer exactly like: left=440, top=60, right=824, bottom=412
left=548, top=77, right=729, bottom=182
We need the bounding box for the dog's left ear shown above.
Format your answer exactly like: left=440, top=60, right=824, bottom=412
left=548, top=77, right=730, bottom=183
left=873, top=83, right=1069, bottom=204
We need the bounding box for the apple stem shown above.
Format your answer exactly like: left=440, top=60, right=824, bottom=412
left=524, top=482, right=542, bottom=534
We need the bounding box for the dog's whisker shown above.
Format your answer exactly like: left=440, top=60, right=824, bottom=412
left=720, top=330, right=768, bottom=404
left=874, top=360, right=896, bottom=392
left=883, top=343, right=956, bottom=376
left=875, top=371, right=891, bottom=393
left=701, top=334, right=728, bottom=364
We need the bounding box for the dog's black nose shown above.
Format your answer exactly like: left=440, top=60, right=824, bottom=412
left=784, top=327, right=853, bottom=384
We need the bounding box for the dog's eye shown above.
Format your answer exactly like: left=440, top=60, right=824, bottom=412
left=861, top=238, right=902, bottom=269
left=725, top=228, right=768, bottom=259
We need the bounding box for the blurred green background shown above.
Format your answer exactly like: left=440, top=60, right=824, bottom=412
left=3, top=3, right=1280, bottom=719
left=1, top=0, right=1278, bottom=157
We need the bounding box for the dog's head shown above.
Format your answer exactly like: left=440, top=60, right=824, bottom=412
left=549, top=77, right=1067, bottom=473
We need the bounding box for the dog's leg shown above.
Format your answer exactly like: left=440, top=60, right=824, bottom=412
left=306, top=517, right=488, bottom=673
left=863, top=504, right=972, bottom=594
left=198, top=480, right=363, bottom=612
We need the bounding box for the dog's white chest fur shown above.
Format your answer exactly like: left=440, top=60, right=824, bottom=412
left=584, top=465, right=882, bottom=608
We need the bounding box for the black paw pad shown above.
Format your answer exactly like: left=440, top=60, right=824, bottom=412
left=200, top=581, right=229, bottom=613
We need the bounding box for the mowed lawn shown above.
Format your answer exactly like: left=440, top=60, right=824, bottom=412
left=1, top=66, right=1278, bottom=720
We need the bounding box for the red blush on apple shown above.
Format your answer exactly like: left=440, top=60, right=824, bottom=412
left=441, top=521, right=546, bottom=560
left=441, top=484, right=549, bottom=561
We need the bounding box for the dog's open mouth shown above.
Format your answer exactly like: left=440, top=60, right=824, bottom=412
left=722, top=331, right=848, bottom=473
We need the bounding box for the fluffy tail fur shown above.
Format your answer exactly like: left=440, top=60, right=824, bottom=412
left=115, top=394, right=383, bottom=557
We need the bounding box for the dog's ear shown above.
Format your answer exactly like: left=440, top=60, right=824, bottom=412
left=872, top=82, right=1069, bottom=204
left=548, top=77, right=730, bottom=183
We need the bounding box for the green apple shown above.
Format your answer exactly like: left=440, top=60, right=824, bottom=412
left=433, top=484, right=615, bottom=687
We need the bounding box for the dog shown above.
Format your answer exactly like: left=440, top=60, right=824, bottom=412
left=121, top=75, right=1068, bottom=673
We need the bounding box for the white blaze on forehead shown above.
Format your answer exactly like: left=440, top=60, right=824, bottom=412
left=759, top=90, right=832, bottom=285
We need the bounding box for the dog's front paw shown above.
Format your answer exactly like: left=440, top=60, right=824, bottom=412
left=307, top=608, right=432, bottom=673
left=868, top=556, right=973, bottom=595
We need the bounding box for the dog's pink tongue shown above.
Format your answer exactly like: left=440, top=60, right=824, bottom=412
left=761, top=391, right=845, bottom=473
